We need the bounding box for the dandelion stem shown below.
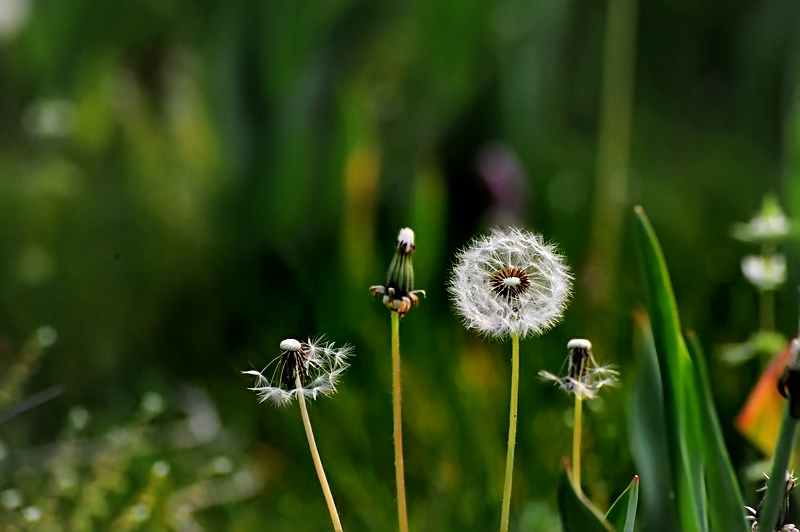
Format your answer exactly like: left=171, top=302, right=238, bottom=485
left=391, top=310, right=410, bottom=532
left=500, top=333, right=520, bottom=532
left=296, top=374, right=343, bottom=532
left=572, top=395, right=584, bottom=496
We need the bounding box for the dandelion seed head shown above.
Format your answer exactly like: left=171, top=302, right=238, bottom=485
left=243, top=337, right=352, bottom=408
left=539, top=339, right=618, bottom=399
left=449, top=227, right=572, bottom=338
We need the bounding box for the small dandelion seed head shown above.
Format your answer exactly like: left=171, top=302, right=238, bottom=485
left=539, top=338, right=618, bottom=399
left=449, top=227, right=572, bottom=338
left=243, top=336, right=353, bottom=407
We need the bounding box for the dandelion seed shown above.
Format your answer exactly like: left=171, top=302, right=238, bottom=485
left=243, top=338, right=352, bottom=407
left=449, top=227, right=572, bottom=338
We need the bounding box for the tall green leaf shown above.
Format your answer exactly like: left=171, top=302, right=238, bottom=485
left=634, top=206, right=750, bottom=532
left=633, top=206, right=704, bottom=532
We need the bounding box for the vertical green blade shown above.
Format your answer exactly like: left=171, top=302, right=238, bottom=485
left=606, top=476, right=639, bottom=532
left=633, top=206, right=704, bottom=532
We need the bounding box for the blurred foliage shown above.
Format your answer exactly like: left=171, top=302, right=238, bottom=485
left=1, top=0, right=800, bottom=529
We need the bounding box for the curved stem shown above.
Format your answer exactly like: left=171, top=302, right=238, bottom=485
left=296, top=375, right=343, bottom=532
left=500, top=334, right=520, bottom=532
left=391, top=311, right=409, bottom=532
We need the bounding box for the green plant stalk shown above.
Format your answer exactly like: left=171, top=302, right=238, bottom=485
left=391, top=311, right=409, bottom=532
left=500, top=334, right=520, bottom=532
left=296, top=374, right=343, bottom=532
left=760, top=289, right=775, bottom=332
left=760, top=399, right=798, bottom=531
left=572, top=395, right=584, bottom=496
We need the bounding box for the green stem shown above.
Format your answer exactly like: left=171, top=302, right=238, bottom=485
left=500, top=334, right=520, bottom=532
left=391, top=311, right=409, bottom=532
left=296, top=375, right=343, bottom=532
left=760, top=289, right=775, bottom=332
left=761, top=339, right=800, bottom=531
left=760, top=404, right=798, bottom=529
left=572, top=395, right=584, bottom=496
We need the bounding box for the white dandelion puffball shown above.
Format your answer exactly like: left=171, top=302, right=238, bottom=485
left=449, top=227, right=572, bottom=338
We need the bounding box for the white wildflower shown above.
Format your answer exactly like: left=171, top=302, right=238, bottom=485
left=539, top=338, right=618, bottom=399
left=733, top=196, right=791, bottom=243
left=449, top=227, right=572, bottom=338
left=742, top=254, right=787, bottom=291
left=243, top=337, right=352, bottom=407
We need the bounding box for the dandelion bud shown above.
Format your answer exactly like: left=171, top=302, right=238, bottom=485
left=370, top=227, right=426, bottom=316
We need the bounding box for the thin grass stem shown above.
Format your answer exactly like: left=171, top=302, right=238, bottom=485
left=572, top=395, right=584, bottom=496
left=391, top=310, right=409, bottom=532
left=296, top=374, right=343, bottom=532
left=500, top=333, right=520, bottom=532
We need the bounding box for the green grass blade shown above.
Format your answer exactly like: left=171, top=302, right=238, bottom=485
left=605, top=476, right=639, bottom=532
left=633, top=206, right=703, bottom=532
left=629, top=311, right=680, bottom=531
left=684, top=332, right=750, bottom=531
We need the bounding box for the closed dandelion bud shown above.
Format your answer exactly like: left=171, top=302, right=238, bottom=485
left=370, top=227, right=426, bottom=316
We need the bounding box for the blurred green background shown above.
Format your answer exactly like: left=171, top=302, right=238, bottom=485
left=1, top=0, right=800, bottom=530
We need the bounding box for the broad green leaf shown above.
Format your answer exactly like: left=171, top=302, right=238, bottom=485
left=557, top=466, right=613, bottom=532
left=686, top=332, right=751, bottom=532
left=633, top=206, right=704, bottom=532
left=606, top=476, right=639, bottom=532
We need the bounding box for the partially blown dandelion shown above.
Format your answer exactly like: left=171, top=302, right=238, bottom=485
left=539, top=338, right=618, bottom=400
left=244, top=337, right=352, bottom=532
left=539, top=339, right=617, bottom=496
left=449, top=227, right=572, bottom=532
left=449, top=227, right=572, bottom=338
left=244, top=338, right=351, bottom=407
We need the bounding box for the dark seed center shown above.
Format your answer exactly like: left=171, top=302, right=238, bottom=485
left=490, top=267, right=531, bottom=300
